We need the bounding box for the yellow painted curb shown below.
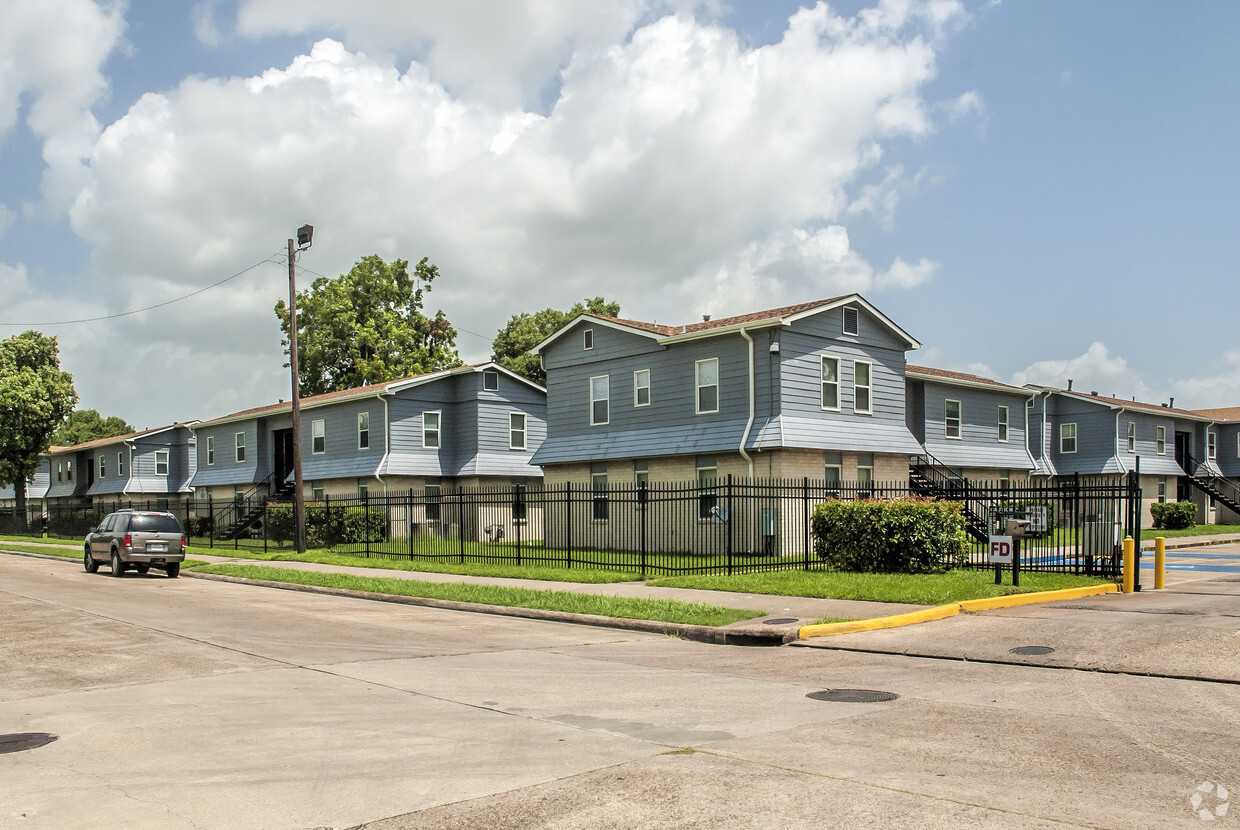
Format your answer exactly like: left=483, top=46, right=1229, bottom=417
left=797, top=582, right=1120, bottom=640
left=798, top=602, right=961, bottom=639
left=957, top=583, right=1118, bottom=612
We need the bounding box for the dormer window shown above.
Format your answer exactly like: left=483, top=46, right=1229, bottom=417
left=584, top=329, right=594, bottom=350
left=842, top=306, right=859, bottom=336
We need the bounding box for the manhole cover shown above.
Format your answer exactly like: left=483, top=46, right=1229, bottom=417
left=1010, top=646, right=1055, bottom=655
left=0, top=733, right=58, bottom=754
left=762, top=617, right=798, bottom=625
left=807, top=689, right=899, bottom=703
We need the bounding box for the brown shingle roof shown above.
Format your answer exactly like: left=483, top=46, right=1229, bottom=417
left=1056, top=390, right=1205, bottom=420
left=589, top=297, right=850, bottom=337
left=1193, top=406, right=1240, bottom=422
left=905, top=364, right=1029, bottom=393
left=51, top=425, right=178, bottom=454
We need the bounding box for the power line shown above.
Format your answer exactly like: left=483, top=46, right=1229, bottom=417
left=0, top=250, right=286, bottom=327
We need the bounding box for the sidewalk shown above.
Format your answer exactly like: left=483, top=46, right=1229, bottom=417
left=1139, top=532, right=1240, bottom=551
left=0, top=541, right=925, bottom=645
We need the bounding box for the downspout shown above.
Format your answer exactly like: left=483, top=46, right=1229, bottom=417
left=738, top=325, right=756, bottom=552
left=374, top=392, right=390, bottom=495
left=122, top=440, right=135, bottom=498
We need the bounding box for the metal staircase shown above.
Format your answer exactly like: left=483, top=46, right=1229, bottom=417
left=215, top=473, right=294, bottom=541
left=1182, top=451, right=1240, bottom=517
left=909, top=453, right=994, bottom=543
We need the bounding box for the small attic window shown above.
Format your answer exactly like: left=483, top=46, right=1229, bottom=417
left=584, top=328, right=594, bottom=350
left=483, top=370, right=499, bottom=391
left=842, top=306, right=859, bottom=336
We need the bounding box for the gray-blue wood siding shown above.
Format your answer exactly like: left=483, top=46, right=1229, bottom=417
left=1216, top=424, right=1240, bottom=477
left=914, top=381, right=1033, bottom=469
left=1113, top=410, right=1183, bottom=476
left=1047, top=396, right=1124, bottom=474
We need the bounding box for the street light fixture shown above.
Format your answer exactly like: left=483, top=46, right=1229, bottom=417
left=287, top=225, right=313, bottom=553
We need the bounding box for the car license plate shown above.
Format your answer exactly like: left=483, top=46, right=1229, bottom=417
left=148, top=543, right=167, bottom=552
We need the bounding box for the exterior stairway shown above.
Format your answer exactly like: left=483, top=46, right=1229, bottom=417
left=909, top=454, right=993, bottom=543
left=1183, top=451, right=1240, bottom=517
left=216, top=473, right=293, bottom=540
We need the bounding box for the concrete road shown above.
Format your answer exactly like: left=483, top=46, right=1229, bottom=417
left=2, top=554, right=1238, bottom=830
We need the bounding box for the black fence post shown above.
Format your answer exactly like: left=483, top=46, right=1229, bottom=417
left=803, top=477, right=811, bottom=570
left=363, top=490, right=371, bottom=559
left=458, top=488, right=465, bottom=564
left=514, top=483, right=524, bottom=567
left=408, top=489, right=415, bottom=560
left=639, top=480, right=648, bottom=579
left=208, top=495, right=214, bottom=549
left=263, top=502, right=268, bottom=555
left=726, top=474, right=734, bottom=576
left=565, top=481, right=573, bottom=569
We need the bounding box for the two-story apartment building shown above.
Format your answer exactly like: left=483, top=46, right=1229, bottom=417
left=189, top=362, right=546, bottom=502
left=0, top=456, right=51, bottom=517
left=904, top=365, right=1036, bottom=485
left=1190, top=407, right=1240, bottom=523
left=43, top=425, right=198, bottom=509
left=530, top=295, right=926, bottom=552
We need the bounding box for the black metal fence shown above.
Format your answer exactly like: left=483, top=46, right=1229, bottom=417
left=1, top=474, right=1139, bottom=578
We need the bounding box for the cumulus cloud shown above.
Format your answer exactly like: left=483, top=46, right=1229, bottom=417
left=47, top=0, right=977, bottom=424
left=1170, top=352, right=1240, bottom=410
left=1010, top=342, right=1157, bottom=402
left=0, top=0, right=127, bottom=218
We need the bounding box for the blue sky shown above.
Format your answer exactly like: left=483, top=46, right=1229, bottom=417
left=1, top=0, right=1238, bottom=428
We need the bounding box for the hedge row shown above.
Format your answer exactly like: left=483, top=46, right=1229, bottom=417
left=811, top=497, right=968, bottom=574
left=1150, top=500, right=1196, bottom=530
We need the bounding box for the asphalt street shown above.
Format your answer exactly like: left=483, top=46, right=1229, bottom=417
left=2, top=552, right=1238, bottom=830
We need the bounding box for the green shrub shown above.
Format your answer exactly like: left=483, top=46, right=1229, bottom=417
left=1151, top=500, right=1196, bottom=530
left=185, top=515, right=215, bottom=538
left=341, top=508, right=387, bottom=543
left=811, top=498, right=968, bottom=574
left=264, top=504, right=347, bottom=547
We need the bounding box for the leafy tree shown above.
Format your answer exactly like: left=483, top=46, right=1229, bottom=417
left=0, top=331, right=78, bottom=523
left=492, top=297, right=621, bottom=384
left=51, top=409, right=134, bottom=447
left=275, top=255, right=461, bottom=396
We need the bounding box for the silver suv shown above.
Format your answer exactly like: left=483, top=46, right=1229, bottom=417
left=84, top=510, right=186, bottom=578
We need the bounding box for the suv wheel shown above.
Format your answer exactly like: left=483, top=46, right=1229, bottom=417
left=166, top=563, right=180, bottom=579
left=110, top=549, right=125, bottom=577
left=83, top=548, right=98, bottom=573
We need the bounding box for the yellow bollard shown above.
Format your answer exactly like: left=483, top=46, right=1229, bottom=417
left=1155, top=536, right=1165, bottom=590
left=1122, top=536, right=1135, bottom=593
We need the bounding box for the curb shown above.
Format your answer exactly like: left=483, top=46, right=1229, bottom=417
left=184, top=572, right=794, bottom=646
left=1141, top=536, right=1240, bottom=552
left=797, top=583, right=1120, bottom=640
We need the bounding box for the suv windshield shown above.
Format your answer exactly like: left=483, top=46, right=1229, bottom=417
left=128, top=515, right=182, bottom=533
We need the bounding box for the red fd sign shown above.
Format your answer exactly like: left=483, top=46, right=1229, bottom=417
left=988, top=535, right=1013, bottom=565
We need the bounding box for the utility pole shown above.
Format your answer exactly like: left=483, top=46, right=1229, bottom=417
left=287, top=225, right=313, bottom=554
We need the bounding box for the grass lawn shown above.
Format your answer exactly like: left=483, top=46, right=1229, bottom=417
left=0, top=534, right=80, bottom=545
left=1, top=542, right=82, bottom=558
left=192, top=563, right=765, bottom=626
left=187, top=546, right=643, bottom=584
left=648, top=569, right=1112, bottom=606
left=1147, top=524, right=1240, bottom=539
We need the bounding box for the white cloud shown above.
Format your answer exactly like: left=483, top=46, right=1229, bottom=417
left=1010, top=342, right=1156, bottom=402
left=0, top=204, right=15, bottom=236
left=51, top=1, right=973, bottom=424
left=192, top=1, right=223, bottom=47
left=0, top=261, right=32, bottom=300
left=0, top=0, right=127, bottom=218
left=1170, top=352, right=1240, bottom=410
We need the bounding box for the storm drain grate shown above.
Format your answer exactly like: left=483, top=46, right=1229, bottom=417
left=1009, top=646, right=1055, bottom=656
left=807, top=689, right=899, bottom=703
left=0, top=733, right=58, bottom=755
left=762, top=618, right=799, bottom=625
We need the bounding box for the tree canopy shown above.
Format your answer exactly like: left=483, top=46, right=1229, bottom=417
left=491, top=298, right=621, bottom=384
left=52, top=409, right=135, bottom=447
left=0, top=331, right=78, bottom=516
left=275, top=255, right=461, bottom=397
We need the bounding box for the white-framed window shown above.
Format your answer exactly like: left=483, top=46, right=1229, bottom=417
left=357, top=412, right=370, bottom=450
left=842, top=305, right=859, bottom=336
left=821, top=356, right=840, bottom=410
left=634, top=460, right=649, bottom=508
left=509, top=412, right=526, bottom=450
left=591, top=467, right=608, bottom=521
left=311, top=482, right=324, bottom=501
left=206, top=435, right=215, bottom=465
left=857, top=465, right=873, bottom=488
left=1156, top=425, right=1166, bottom=455
left=1157, top=476, right=1167, bottom=503
left=512, top=478, right=528, bottom=522
left=422, top=411, right=440, bottom=449
left=117, top=451, right=125, bottom=477
left=998, top=406, right=1009, bottom=443
left=155, top=450, right=169, bottom=476
left=235, top=432, right=246, bottom=462
left=424, top=481, right=442, bottom=521
left=945, top=400, right=962, bottom=439
left=633, top=369, right=650, bottom=407
left=99, top=454, right=107, bottom=478
left=695, top=358, right=719, bottom=414
left=853, top=361, right=872, bottom=414
left=590, top=375, right=609, bottom=425
left=824, top=465, right=841, bottom=486
left=483, top=369, right=499, bottom=391
left=999, top=469, right=1011, bottom=491
left=56, top=461, right=62, bottom=482
left=1127, top=421, right=1136, bottom=453
left=1060, top=423, right=1077, bottom=454
left=357, top=479, right=369, bottom=499
left=583, top=328, right=594, bottom=350
left=66, top=460, right=73, bottom=481
left=696, top=456, right=718, bottom=520
left=1208, top=430, right=1217, bottom=460
left=312, top=419, right=326, bottom=454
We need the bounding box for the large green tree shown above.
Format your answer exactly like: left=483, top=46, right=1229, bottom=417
left=492, top=298, right=621, bottom=384
left=275, top=255, right=461, bottom=396
left=51, top=409, right=134, bottom=447
left=0, top=331, right=78, bottom=523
